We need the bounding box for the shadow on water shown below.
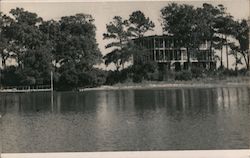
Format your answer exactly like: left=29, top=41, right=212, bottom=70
left=0, top=87, right=249, bottom=152
left=1, top=87, right=248, bottom=115
left=133, top=88, right=219, bottom=115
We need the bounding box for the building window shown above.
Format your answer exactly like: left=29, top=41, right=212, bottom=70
left=200, top=43, right=206, bottom=49
left=173, top=39, right=176, bottom=48
left=151, top=39, right=154, bottom=49
left=150, top=50, right=154, bottom=60
left=208, top=51, right=211, bottom=60
left=190, top=50, right=197, bottom=59
left=155, top=38, right=159, bottom=48
left=174, top=50, right=177, bottom=60
left=156, top=50, right=160, bottom=60
left=146, top=39, right=152, bottom=49
left=164, top=50, right=168, bottom=60
left=177, top=50, right=181, bottom=60
left=170, top=39, right=174, bottom=47
left=182, top=50, right=187, bottom=60
left=159, top=50, right=164, bottom=60
left=164, top=39, right=170, bottom=48
left=170, top=50, right=174, bottom=60
left=205, top=50, right=210, bottom=60
left=173, top=50, right=181, bottom=60
left=155, top=38, right=163, bottom=48
left=167, top=50, right=171, bottom=61
left=196, top=50, right=211, bottom=61
left=147, top=39, right=152, bottom=49
left=165, top=50, right=171, bottom=61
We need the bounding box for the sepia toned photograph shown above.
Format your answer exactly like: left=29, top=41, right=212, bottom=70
left=0, top=0, right=249, bottom=157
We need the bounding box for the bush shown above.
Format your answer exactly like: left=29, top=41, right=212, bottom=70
left=132, top=61, right=159, bottom=81
left=105, top=68, right=133, bottom=85
left=206, top=68, right=249, bottom=78
left=148, top=71, right=160, bottom=81
left=86, top=68, right=108, bottom=87
left=162, top=70, right=175, bottom=81
left=191, top=67, right=204, bottom=78
left=133, top=73, right=143, bottom=83
left=222, top=69, right=238, bottom=76
left=175, top=70, right=192, bottom=81
left=1, top=66, right=22, bottom=86
left=105, top=61, right=159, bottom=85
left=105, top=71, right=119, bottom=85
left=238, top=68, right=248, bottom=76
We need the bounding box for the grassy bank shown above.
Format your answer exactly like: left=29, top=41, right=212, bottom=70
left=81, top=76, right=250, bottom=91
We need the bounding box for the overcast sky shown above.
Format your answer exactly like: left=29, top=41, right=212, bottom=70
left=0, top=0, right=249, bottom=69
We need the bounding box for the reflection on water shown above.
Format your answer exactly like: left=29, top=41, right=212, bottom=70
left=0, top=87, right=250, bottom=152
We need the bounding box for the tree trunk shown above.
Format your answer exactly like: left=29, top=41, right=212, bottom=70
left=247, top=53, right=250, bottom=70
left=220, top=46, right=223, bottom=68
left=187, top=47, right=190, bottom=70
left=116, top=64, right=119, bottom=71
left=235, top=52, right=238, bottom=76
left=0, top=68, right=1, bottom=87
left=225, top=36, right=229, bottom=69
left=241, top=51, right=249, bottom=70
left=2, top=58, right=6, bottom=69
left=209, top=39, right=213, bottom=70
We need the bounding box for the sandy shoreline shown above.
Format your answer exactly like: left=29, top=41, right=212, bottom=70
left=81, top=80, right=250, bottom=91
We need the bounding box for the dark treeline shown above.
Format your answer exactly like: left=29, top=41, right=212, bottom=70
left=0, top=8, right=103, bottom=90
left=0, top=3, right=249, bottom=90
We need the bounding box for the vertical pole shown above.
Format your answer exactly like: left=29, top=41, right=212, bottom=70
left=153, top=37, right=156, bottom=61
left=48, top=23, right=54, bottom=112
left=221, top=45, right=223, bottom=68
left=50, top=71, right=53, bottom=92
left=163, top=38, right=165, bottom=61
left=0, top=40, right=2, bottom=91
left=236, top=52, right=238, bottom=76
left=0, top=114, right=2, bottom=158
left=50, top=71, right=54, bottom=112
left=0, top=68, right=1, bottom=90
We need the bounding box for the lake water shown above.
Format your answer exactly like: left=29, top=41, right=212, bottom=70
left=0, top=87, right=250, bottom=153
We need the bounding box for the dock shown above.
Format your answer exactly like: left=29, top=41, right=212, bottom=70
left=0, top=85, right=52, bottom=93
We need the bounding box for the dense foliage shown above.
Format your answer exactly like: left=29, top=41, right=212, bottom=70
left=0, top=8, right=102, bottom=90
left=161, top=3, right=249, bottom=70
left=103, top=10, right=158, bottom=84
left=102, top=10, right=156, bottom=72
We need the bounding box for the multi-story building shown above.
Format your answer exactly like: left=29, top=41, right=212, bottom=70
left=133, top=35, right=216, bottom=71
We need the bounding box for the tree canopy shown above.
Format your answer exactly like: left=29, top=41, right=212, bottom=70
left=161, top=3, right=245, bottom=69
left=103, top=11, right=155, bottom=71
left=128, top=10, right=155, bottom=38
left=0, top=8, right=103, bottom=89
left=103, top=16, right=132, bottom=70
left=229, top=20, right=249, bottom=69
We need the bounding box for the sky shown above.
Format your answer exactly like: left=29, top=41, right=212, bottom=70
left=0, top=0, right=249, bottom=69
